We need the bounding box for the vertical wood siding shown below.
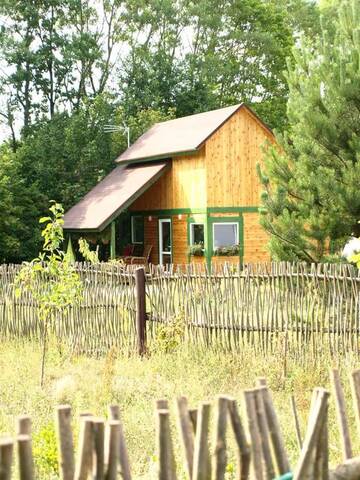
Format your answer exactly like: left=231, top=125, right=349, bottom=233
left=205, top=107, right=274, bottom=207
left=131, top=106, right=274, bottom=264
left=243, top=212, right=270, bottom=262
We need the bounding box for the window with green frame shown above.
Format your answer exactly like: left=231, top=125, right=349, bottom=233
left=190, top=223, right=205, bottom=245
left=131, top=216, right=144, bottom=244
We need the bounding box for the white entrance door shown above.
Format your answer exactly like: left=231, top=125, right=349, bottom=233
left=159, top=219, right=172, bottom=265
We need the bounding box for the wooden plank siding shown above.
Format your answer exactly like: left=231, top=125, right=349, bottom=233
left=130, top=107, right=273, bottom=264
left=130, top=148, right=207, bottom=210
left=205, top=107, right=274, bottom=207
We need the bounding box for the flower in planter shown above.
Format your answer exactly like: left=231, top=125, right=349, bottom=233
left=188, top=243, right=204, bottom=257
left=214, top=244, right=240, bottom=256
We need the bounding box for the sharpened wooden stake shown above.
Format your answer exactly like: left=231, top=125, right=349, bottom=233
left=106, top=421, right=121, bottom=480
left=350, top=370, right=360, bottom=439
left=16, top=416, right=31, bottom=436
left=176, top=396, right=194, bottom=479
left=331, top=369, right=352, bottom=460
left=92, top=418, right=105, bottom=480
left=293, top=388, right=329, bottom=480
left=261, top=386, right=290, bottom=474
left=212, top=396, right=228, bottom=480
left=193, top=402, right=211, bottom=480
left=157, top=400, right=169, bottom=410
left=157, top=409, right=176, bottom=480
left=56, top=405, right=75, bottom=480
left=135, top=267, right=146, bottom=356
left=244, top=390, right=263, bottom=480
left=254, top=388, right=275, bottom=479
left=108, top=405, right=131, bottom=480
left=0, top=437, right=13, bottom=480
left=75, top=418, right=93, bottom=480
left=291, top=395, right=302, bottom=449
left=227, top=398, right=251, bottom=480
left=17, top=435, right=34, bottom=480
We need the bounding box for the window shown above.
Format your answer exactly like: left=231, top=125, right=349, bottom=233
left=213, top=223, right=238, bottom=249
left=190, top=223, right=205, bottom=245
left=131, top=216, right=144, bottom=244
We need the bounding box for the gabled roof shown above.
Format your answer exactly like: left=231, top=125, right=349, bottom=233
left=116, top=103, right=244, bottom=164
left=64, top=162, right=168, bottom=231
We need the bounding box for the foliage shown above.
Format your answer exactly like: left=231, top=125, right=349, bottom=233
left=259, top=0, right=360, bottom=262
left=152, top=314, right=186, bottom=354
left=0, top=0, right=323, bottom=263
left=33, top=423, right=58, bottom=477
left=15, top=202, right=83, bottom=385
left=214, top=245, right=240, bottom=256
left=188, top=243, right=204, bottom=257
left=78, top=238, right=99, bottom=264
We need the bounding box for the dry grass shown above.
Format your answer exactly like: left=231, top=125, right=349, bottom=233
left=0, top=339, right=359, bottom=478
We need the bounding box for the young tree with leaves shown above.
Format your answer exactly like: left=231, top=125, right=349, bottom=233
left=15, top=202, right=82, bottom=386
left=259, top=0, right=360, bottom=262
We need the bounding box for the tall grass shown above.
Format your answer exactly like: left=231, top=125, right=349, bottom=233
left=0, top=338, right=359, bottom=478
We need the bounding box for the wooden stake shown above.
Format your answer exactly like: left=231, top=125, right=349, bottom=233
left=108, top=406, right=131, bottom=480
left=212, top=396, right=228, bottom=480
left=244, top=390, right=263, bottom=480
left=17, top=435, right=33, bottom=480
left=227, top=398, right=251, bottom=480
left=290, top=395, right=302, bottom=449
left=106, top=421, right=121, bottom=480
left=193, top=402, right=211, bottom=480
left=56, top=405, right=75, bottom=480
left=16, top=416, right=31, bottom=436
left=330, top=369, right=352, bottom=460
left=293, top=388, right=329, bottom=480
left=176, top=396, right=194, bottom=479
left=75, top=418, right=93, bottom=480
left=254, top=388, right=275, bottom=479
left=157, top=409, right=176, bottom=480
left=350, top=370, right=360, bottom=439
left=0, top=437, right=13, bottom=480
left=92, top=418, right=105, bottom=480
left=261, top=386, right=290, bottom=474
left=135, top=267, right=146, bottom=355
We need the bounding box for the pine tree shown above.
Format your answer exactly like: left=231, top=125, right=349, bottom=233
left=259, top=0, right=360, bottom=262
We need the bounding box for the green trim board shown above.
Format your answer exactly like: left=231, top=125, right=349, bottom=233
left=131, top=206, right=259, bottom=217
left=65, top=206, right=260, bottom=234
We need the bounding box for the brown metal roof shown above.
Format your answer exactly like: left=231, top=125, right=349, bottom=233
left=116, top=103, right=243, bottom=164
left=64, top=162, right=168, bottom=231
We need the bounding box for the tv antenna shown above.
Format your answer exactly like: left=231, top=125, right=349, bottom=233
left=104, top=123, right=130, bottom=148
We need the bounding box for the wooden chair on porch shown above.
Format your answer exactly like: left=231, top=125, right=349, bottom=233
left=117, top=244, right=135, bottom=262
left=127, top=245, right=153, bottom=266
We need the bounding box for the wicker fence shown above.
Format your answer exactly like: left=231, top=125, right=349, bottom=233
left=3, top=370, right=360, bottom=479
left=0, top=262, right=360, bottom=357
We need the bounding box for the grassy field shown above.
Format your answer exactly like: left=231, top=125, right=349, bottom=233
left=0, top=339, right=359, bottom=478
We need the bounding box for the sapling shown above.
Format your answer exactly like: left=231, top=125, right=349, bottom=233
left=15, top=202, right=83, bottom=386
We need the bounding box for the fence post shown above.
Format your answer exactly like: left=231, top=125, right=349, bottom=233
left=135, top=267, right=146, bottom=355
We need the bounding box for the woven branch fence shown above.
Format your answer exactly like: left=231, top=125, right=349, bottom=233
left=3, top=369, right=360, bottom=479
left=1, top=262, right=360, bottom=357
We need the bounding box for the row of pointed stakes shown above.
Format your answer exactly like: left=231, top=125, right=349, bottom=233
left=2, top=372, right=360, bottom=479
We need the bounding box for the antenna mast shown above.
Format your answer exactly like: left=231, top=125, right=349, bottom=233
left=104, top=123, right=130, bottom=148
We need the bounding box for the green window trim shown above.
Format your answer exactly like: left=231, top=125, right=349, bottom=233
left=207, top=216, right=244, bottom=262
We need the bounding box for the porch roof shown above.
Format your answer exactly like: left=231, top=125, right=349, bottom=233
left=64, top=161, right=168, bottom=231
left=116, top=103, right=243, bottom=164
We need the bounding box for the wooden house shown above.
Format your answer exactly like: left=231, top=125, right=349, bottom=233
left=64, top=103, right=274, bottom=266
